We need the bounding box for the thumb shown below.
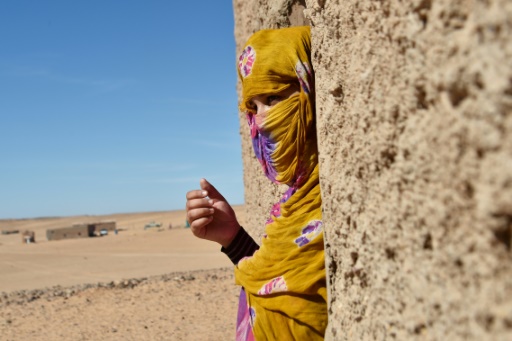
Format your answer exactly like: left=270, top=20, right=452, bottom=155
left=200, top=178, right=227, bottom=203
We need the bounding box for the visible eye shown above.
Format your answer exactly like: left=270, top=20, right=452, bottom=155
left=267, top=95, right=281, bottom=106
left=246, top=101, right=256, bottom=112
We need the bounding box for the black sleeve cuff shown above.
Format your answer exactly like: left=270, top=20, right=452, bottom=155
left=221, top=226, right=260, bottom=265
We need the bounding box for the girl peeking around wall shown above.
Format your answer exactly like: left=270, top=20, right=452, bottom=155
left=186, top=26, right=327, bottom=340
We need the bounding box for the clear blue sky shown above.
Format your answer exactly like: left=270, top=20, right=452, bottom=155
left=0, top=1, right=244, bottom=219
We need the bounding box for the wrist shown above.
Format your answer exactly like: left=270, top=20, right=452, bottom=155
left=220, top=226, right=259, bottom=265
left=220, top=224, right=241, bottom=248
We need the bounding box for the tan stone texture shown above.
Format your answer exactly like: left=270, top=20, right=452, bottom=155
left=234, top=0, right=512, bottom=339
left=305, top=0, right=512, bottom=339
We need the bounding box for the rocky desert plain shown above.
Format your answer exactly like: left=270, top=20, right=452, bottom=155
left=0, top=206, right=246, bottom=340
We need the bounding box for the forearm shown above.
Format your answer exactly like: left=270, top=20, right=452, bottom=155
left=221, top=227, right=259, bottom=265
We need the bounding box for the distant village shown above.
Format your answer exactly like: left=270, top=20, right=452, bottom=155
left=1, top=221, right=117, bottom=244
left=1, top=220, right=176, bottom=244
left=46, top=221, right=117, bottom=241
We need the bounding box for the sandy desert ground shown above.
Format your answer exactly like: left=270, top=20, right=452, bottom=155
left=0, top=206, right=246, bottom=340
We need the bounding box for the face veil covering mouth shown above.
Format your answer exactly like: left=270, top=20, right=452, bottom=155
left=239, top=26, right=316, bottom=187
left=235, top=26, right=327, bottom=341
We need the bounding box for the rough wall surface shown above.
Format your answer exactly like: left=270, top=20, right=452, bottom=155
left=233, top=0, right=308, bottom=240
left=305, top=0, right=512, bottom=339
left=233, top=0, right=512, bottom=339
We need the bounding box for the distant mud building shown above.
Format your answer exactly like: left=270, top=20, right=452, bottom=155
left=46, top=221, right=116, bottom=241
left=21, top=230, right=35, bottom=244
left=1, top=229, right=19, bottom=235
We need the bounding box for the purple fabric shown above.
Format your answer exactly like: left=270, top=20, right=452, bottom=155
left=236, top=288, right=255, bottom=341
left=247, top=113, right=279, bottom=183
left=294, top=220, right=323, bottom=247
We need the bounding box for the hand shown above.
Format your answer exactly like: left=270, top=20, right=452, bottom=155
left=185, top=178, right=240, bottom=247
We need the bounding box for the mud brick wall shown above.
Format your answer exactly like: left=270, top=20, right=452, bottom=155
left=233, top=0, right=512, bottom=339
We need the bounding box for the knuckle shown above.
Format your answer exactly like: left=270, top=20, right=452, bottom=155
left=188, top=200, right=196, bottom=210
left=191, top=223, right=202, bottom=235
left=186, top=190, right=197, bottom=200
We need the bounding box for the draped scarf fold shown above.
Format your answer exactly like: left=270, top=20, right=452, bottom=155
left=235, top=26, right=327, bottom=340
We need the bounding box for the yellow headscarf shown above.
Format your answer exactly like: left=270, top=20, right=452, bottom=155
left=236, top=26, right=327, bottom=340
